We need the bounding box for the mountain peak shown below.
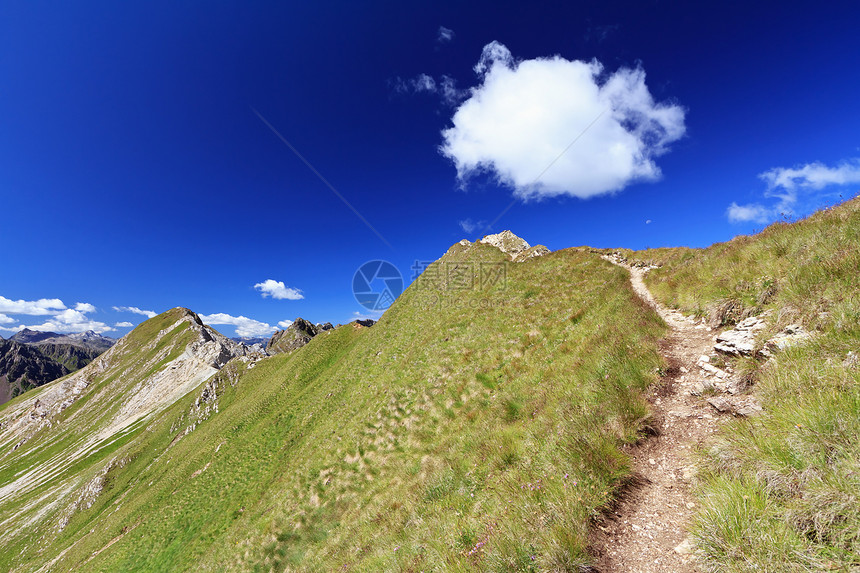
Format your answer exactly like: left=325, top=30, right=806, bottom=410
left=479, top=230, right=531, bottom=254
left=477, top=230, right=551, bottom=262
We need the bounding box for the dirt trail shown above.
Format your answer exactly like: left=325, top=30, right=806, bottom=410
left=591, top=257, right=724, bottom=572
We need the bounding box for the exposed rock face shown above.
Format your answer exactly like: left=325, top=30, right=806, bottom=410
left=714, top=316, right=767, bottom=355
left=760, top=324, right=813, bottom=357
left=0, top=340, right=70, bottom=404
left=0, top=308, right=251, bottom=542
left=267, top=318, right=320, bottom=355
left=478, top=230, right=550, bottom=262
left=1, top=329, right=116, bottom=404
left=0, top=309, right=249, bottom=449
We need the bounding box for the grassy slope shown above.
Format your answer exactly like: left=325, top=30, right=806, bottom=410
left=0, top=309, right=197, bottom=572
left=8, top=245, right=667, bottom=572
left=628, top=198, right=860, bottom=571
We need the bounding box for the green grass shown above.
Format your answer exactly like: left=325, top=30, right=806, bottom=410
left=625, top=196, right=860, bottom=571
left=0, top=245, right=667, bottom=572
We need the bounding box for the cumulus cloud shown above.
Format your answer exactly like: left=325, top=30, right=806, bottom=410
left=17, top=308, right=113, bottom=333
left=277, top=319, right=294, bottom=329
left=440, top=41, right=686, bottom=200
left=113, top=306, right=157, bottom=318
left=437, top=26, right=455, bottom=44
left=254, top=279, right=304, bottom=300
left=0, top=295, right=112, bottom=333
left=198, top=313, right=277, bottom=338
left=115, top=321, right=134, bottom=328
left=0, top=296, right=66, bottom=315
left=726, top=158, right=860, bottom=224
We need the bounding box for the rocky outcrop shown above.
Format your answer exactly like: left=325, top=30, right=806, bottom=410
left=478, top=231, right=550, bottom=262
left=0, top=330, right=115, bottom=404
left=760, top=324, right=813, bottom=357
left=267, top=318, right=320, bottom=354
left=714, top=316, right=767, bottom=355
left=689, top=354, right=763, bottom=417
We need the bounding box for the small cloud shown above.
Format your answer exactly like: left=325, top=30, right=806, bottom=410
left=437, top=25, right=455, bottom=44
left=0, top=313, right=15, bottom=325
left=254, top=279, right=304, bottom=301
left=113, top=306, right=157, bottom=318
left=441, top=41, right=686, bottom=201
left=727, top=202, right=772, bottom=224
left=0, top=296, right=66, bottom=316
left=391, top=74, right=466, bottom=105
left=198, top=312, right=277, bottom=338
left=115, top=321, right=134, bottom=328
left=726, top=158, right=860, bottom=224
left=760, top=159, right=860, bottom=191
left=75, top=302, right=96, bottom=313
left=277, top=319, right=294, bottom=329
left=458, top=218, right=488, bottom=234
left=645, top=219, right=652, bottom=224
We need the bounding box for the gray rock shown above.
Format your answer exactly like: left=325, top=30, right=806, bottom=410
left=760, top=324, right=813, bottom=357
left=715, top=316, right=767, bottom=355
left=478, top=231, right=550, bottom=262
left=707, top=396, right=732, bottom=412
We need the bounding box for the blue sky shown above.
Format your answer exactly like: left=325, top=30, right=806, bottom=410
left=2, top=1, right=860, bottom=338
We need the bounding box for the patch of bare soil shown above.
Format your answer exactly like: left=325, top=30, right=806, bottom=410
left=591, top=259, right=726, bottom=572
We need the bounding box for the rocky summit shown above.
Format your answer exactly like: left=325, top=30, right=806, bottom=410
left=478, top=230, right=551, bottom=262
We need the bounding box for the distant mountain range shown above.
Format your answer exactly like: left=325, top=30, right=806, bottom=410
left=0, top=329, right=115, bottom=404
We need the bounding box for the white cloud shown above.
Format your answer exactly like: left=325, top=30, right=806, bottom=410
left=277, top=319, right=294, bottom=329
left=0, top=313, right=15, bottom=325
left=0, top=296, right=66, bottom=315
left=392, top=74, right=466, bottom=105
left=0, top=295, right=112, bottom=333
left=726, top=202, right=772, bottom=224
left=458, top=218, right=487, bottom=234
left=113, top=306, right=157, bottom=318
left=437, top=26, right=455, bottom=44
left=440, top=41, right=686, bottom=200
left=115, top=321, right=134, bottom=328
left=17, top=308, right=113, bottom=333
left=760, top=159, right=860, bottom=191
left=198, top=313, right=277, bottom=338
left=726, top=158, right=860, bottom=224
left=254, top=279, right=304, bottom=301
left=645, top=219, right=652, bottom=224
left=393, top=74, right=436, bottom=94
